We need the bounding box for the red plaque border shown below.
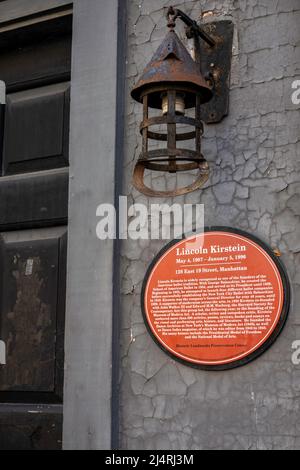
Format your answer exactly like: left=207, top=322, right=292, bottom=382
left=141, top=227, right=290, bottom=371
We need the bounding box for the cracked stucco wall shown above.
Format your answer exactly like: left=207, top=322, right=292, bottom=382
left=120, top=0, right=300, bottom=450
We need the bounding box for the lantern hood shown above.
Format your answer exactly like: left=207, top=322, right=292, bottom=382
left=131, top=30, right=213, bottom=109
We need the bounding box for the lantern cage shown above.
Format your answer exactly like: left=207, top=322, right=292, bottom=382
left=133, top=86, right=209, bottom=197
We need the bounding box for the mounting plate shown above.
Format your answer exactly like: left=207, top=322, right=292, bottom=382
left=199, top=20, right=234, bottom=124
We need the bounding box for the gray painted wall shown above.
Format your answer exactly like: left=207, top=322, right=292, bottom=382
left=120, top=0, right=300, bottom=450
left=0, top=0, right=72, bottom=23
left=63, top=0, right=119, bottom=450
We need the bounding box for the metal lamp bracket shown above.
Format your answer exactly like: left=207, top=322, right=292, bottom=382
left=199, top=20, right=234, bottom=124
left=168, top=7, right=234, bottom=124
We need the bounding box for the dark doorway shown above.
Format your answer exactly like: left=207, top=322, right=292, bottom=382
left=0, top=6, right=72, bottom=450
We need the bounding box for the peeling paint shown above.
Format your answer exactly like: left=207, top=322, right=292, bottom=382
left=120, top=0, right=300, bottom=451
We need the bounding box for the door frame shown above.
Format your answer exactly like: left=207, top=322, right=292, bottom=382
left=63, top=0, right=126, bottom=450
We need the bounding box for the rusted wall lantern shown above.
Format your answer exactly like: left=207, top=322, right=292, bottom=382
left=131, top=7, right=234, bottom=197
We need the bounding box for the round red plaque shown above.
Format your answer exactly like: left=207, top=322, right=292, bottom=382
left=142, top=228, right=290, bottom=370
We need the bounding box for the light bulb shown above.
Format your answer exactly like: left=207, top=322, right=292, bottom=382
left=162, top=93, right=185, bottom=116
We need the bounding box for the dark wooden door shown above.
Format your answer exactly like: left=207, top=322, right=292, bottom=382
left=0, top=9, right=72, bottom=450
